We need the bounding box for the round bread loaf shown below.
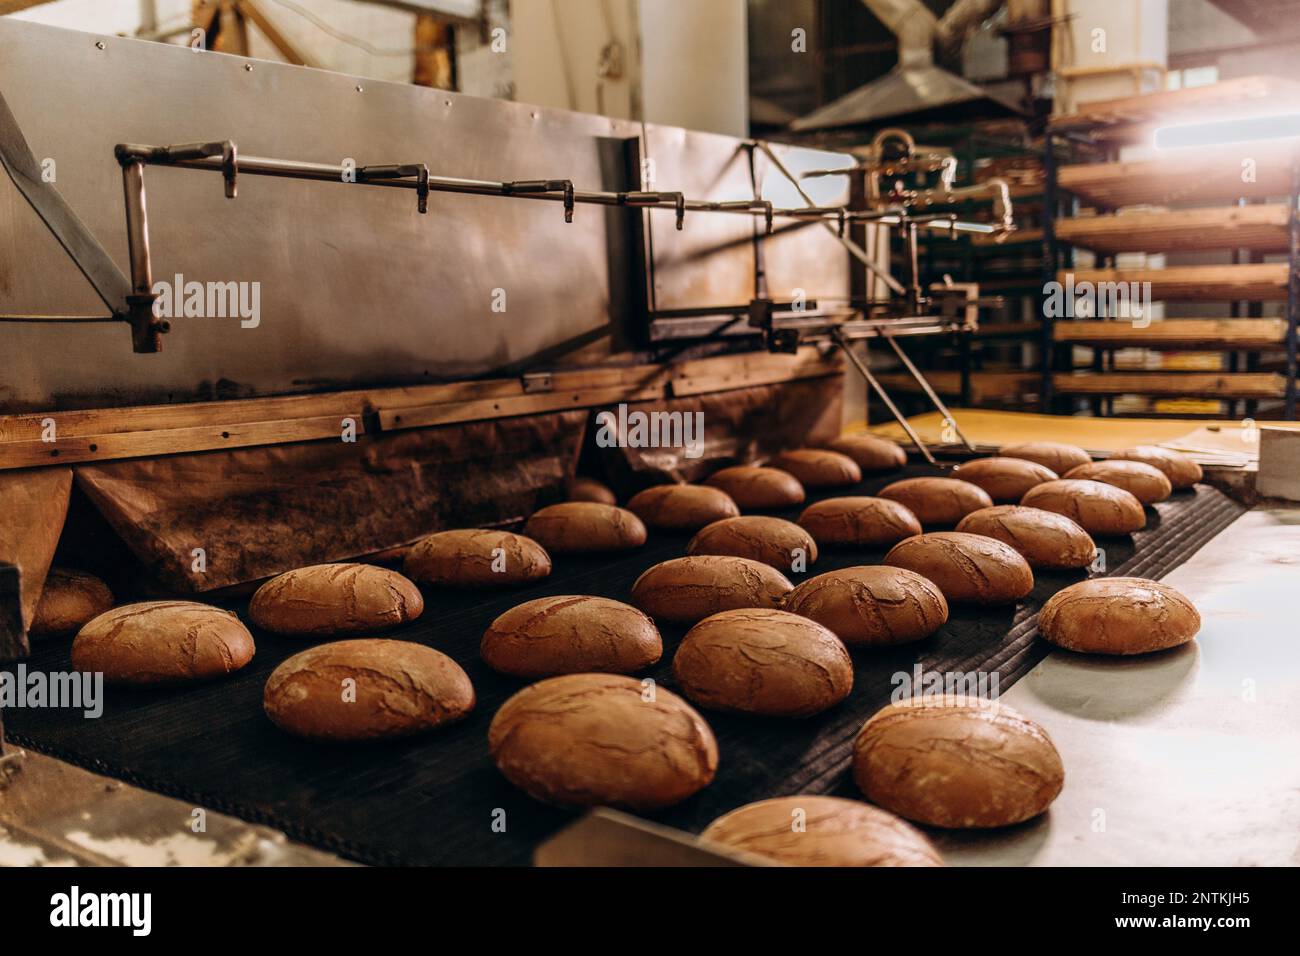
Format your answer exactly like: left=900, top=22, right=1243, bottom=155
left=30, top=568, right=114, bottom=639
left=769, top=449, right=862, bottom=488
left=404, top=529, right=551, bottom=588
left=1000, top=440, right=1092, bottom=475
left=1037, top=576, right=1200, bottom=654
left=488, top=673, right=717, bottom=810
left=1063, top=460, right=1171, bottom=505
left=822, top=434, right=908, bottom=472
left=567, top=476, right=617, bottom=505
left=853, top=696, right=1064, bottom=828
left=1020, top=478, right=1146, bottom=535
left=877, top=476, right=993, bottom=528
left=672, top=609, right=852, bottom=717
left=687, top=516, right=817, bottom=572
left=523, top=502, right=647, bottom=554
left=264, top=639, right=474, bottom=741
left=783, top=566, right=948, bottom=646
left=249, top=563, right=423, bottom=636
left=955, top=506, right=1095, bottom=570
left=952, top=457, right=1057, bottom=503
left=797, top=496, right=921, bottom=548
left=71, top=601, right=254, bottom=685
left=627, top=484, right=740, bottom=531
left=701, top=795, right=942, bottom=867
left=631, top=555, right=793, bottom=624
left=705, top=465, right=805, bottom=510
left=883, top=532, right=1033, bottom=605
left=481, top=595, right=662, bottom=677
left=1110, top=445, right=1202, bottom=489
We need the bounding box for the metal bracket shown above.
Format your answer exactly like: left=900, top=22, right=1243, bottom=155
left=521, top=371, right=554, bottom=394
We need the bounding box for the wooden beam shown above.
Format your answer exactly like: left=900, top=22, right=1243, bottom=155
left=236, top=0, right=316, bottom=68
left=1059, top=264, right=1289, bottom=302
left=1055, top=205, right=1290, bottom=255
left=1053, top=371, right=1285, bottom=398
left=0, top=1, right=58, bottom=14
left=1053, top=318, right=1287, bottom=350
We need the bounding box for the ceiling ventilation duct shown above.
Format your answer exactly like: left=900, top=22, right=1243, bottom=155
left=791, top=0, right=1024, bottom=132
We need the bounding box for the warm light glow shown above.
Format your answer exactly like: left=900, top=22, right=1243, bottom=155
left=1154, top=114, right=1300, bottom=149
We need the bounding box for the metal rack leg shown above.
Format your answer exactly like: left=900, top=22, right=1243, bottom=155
left=833, top=329, right=940, bottom=466
left=1040, top=131, right=1058, bottom=413
left=1288, top=160, right=1299, bottom=420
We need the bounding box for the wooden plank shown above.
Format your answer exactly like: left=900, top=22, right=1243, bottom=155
left=1059, top=264, right=1290, bottom=301
left=379, top=385, right=666, bottom=431
left=1055, top=204, right=1290, bottom=254
left=0, top=415, right=368, bottom=470
left=1053, top=318, right=1287, bottom=349
left=874, top=371, right=1038, bottom=403
left=1053, top=371, right=1284, bottom=398
left=1058, top=140, right=1298, bottom=208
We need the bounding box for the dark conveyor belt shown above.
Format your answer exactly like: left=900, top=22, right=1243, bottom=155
left=1, top=465, right=1246, bottom=865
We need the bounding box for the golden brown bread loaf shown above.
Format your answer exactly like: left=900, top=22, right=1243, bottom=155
left=627, top=484, right=740, bottom=531
left=30, top=568, right=113, bottom=639
left=480, top=595, right=662, bottom=677
left=687, top=516, right=817, bottom=572
left=701, top=795, right=943, bottom=867
left=1037, top=576, right=1200, bottom=654
left=488, top=673, right=717, bottom=810
left=523, top=502, right=648, bottom=553
left=797, top=496, right=922, bottom=548
left=249, top=563, right=423, bottom=636
left=631, top=555, right=794, bottom=624
left=567, top=476, right=617, bottom=505
left=71, top=601, right=255, bottom=685
left=672, top=609, right=852, bottom=717
left=877, top=477, right=993, bottom=528
left=952, top=457, right=1058, bottom=503
left=783, top=566, right=948, bottom=646
left=821, top=434, right=908, bottom=472
left=403, top=529, right=551, bottom=588
left=1063, top=460, right=1171, bottom=504
left=1110, top=445, right=1202, bottom=489
left=704, top=465, right=805, bottom=510
left=1000, top=440, right=1092, bottom=475
left=264, top=638, right=474, bottom=740
left=1020, top=478, right=1146, bottom=535
left=883, top=532, right=1034, bottom=605
left=955, top=506, right=1096, bottom=570
left=853, top=696, right=1065, bottom=828
left=769, top=449, right=862, bottom=488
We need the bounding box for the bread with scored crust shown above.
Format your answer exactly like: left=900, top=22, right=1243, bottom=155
left=1000, top=441, right=1091, bottom=475
left=627, top=483, right=740, bottom=531
left=821, top=434, right=908, bottom=472
left=955, top=506, right=1095, bottom=569
left=631, top=555, right=793, bottom=624
left=1020, top=479, right=1146, bottom=535
left=783, top=566, right=948, bottom=646
left=769, top=449, right=862, bottom=488
left=952, top=457, right=1058, bottom=503
left=1037, top=576, right=1200, bottom=654
left=797, top=496, right=921, bottom=548
left=1063, top=460, right=1171, bottom=505
left=883, top=532, right=1033, bottom=605
left=687, top=515, right=817, bottom=572
left=1109, top=445, right=1202, bottom=489
left=72, top=601, right=254, bottom=685
left=404, top=529, right=551, bottom=588
left=877, top=477, right=993, bottom=527
left=31, top=568, right=113, bottom=639
left=249, top=563, right=423, bottom=636
left=481, top=595, right=661, bottom=677
left=524, top=502, right=648, bottom=553
left=705, top=466, right=805, bottom=509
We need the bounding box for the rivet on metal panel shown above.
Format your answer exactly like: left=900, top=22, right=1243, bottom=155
left=244, top=64, right=253, bottom=72
left=95, top=41, right=105, bottom=50
left=355, top=85, right=364, bottom=93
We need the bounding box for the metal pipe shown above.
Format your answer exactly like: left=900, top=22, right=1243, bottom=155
left=883, top=333, right=975, bottom=451
left=120, top=160, right=152, bottom=295
left=1287, top=159, right=1299, bottom=419
left=833, top=327, right=938, bottom=465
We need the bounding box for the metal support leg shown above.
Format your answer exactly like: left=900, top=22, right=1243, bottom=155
left=832, top=329, right=939, bottom=466
left=1287, top=160, right=1299, bottom=420
left=1040, top=131, right=1059, bottom=413
left=882, top=333, right=976, bottom=452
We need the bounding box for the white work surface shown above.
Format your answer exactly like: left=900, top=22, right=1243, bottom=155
left=936, top=507, right=1300, bottom=866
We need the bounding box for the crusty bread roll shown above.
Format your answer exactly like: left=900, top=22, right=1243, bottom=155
left=1000, top=440, right=1091, bottom=475
left=567, top=476, right=617, bottom=505
left=264, top=638, right=474, bottom=740
left=821, top=434, right=908, bottom=472
left=249, top=563, right=423, bottom=636
left=883, top=532, right=1033, bottom=605
left=30, top=568, right=113, bottom=639
left=853, top=696, right=1064, bottom=828
left=769, top=449, right=862, bottom=488
left=705, top=465, right=805, bottom=510
left=955, top=506, right=1095, bottom=570
left=404, top=529, right=551, bottom=588
left=877, top=477, right=993, bottom=528
left=488, top=673, right=717, bottom=810
left=701, top=795, right=943, bottom=867
left=783, top=566, right=948, bottom=646
left=1020, top=478, right=1146, bottom=535
left=1037, top=576, right=1200, bottom=654
left=1063, top=460, right=1171, bottom=505
left=952, top=457, right=1058, bottom=503
left=627, top=484, right=740, bottom=531
left=1110, top=445, right=1202, bottom=489
left=672, top=608, right=852, bottom=717
left=523, top=502, right=648, bottom=553
left=797, top=496, right=921, bottom=548
left=631, top=555, right=793, bottom=624
left=687, top=516, right=817, bottom=572
left=481, top=595, right=662, bottom=678
left=72, top=601, right=254, bottom=685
